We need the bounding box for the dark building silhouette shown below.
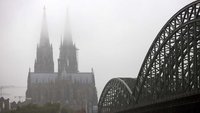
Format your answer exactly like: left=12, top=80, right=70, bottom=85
left=0, top=97, right=9, bottom=113
left=26, top=8, right=98, bottom=113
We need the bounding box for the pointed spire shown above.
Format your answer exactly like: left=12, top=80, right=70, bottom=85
left=40, top=6, right=50, bottom=46
left=34, top=6, right=54, bottom=73
left=63, top=8, right=73, bottom=45
left=91, top=68, right=94, bottom=73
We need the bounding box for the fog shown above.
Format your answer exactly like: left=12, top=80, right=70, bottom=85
left=0, top=0, right=194, bottom=101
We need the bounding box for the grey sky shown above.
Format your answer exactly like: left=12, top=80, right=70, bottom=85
left=0, top=0, right=194, bottom=101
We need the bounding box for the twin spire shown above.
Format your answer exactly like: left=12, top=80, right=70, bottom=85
left=37, top=6, right=78, bottom=73
left=40, top=6, right=73, bottom=46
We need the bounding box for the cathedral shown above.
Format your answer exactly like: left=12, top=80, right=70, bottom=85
left=26, top=8, right=98, bottom=113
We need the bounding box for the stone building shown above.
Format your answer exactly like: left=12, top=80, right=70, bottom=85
left=26, top=8, right=98, bottom=113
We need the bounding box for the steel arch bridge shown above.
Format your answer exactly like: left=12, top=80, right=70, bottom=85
left=98, top=1, right=200, bottom=113
left=98, top=78, right=136, bottom=113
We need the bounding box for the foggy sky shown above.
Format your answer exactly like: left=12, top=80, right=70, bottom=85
left=0, top=0, right=194, bottom=101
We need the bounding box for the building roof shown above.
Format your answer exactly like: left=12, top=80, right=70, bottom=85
left=29, top=72, right=94, bottom=84
left=29, top=72, right=57, bottom=83
left=62, top=73, right=94, bottom=84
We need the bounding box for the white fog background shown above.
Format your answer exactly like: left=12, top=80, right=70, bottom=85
left=0, top=0, right=194, bottom=102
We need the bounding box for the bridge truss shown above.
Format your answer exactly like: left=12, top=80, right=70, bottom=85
left=98, top=78, right=136, bottom=113
left=98, top=1, right=200, bottom=113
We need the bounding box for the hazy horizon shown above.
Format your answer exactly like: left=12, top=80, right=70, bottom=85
left=0, top=0, right=194, bottom=102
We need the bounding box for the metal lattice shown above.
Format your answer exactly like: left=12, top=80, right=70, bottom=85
left=133, top=1, right=200, bottom=104
left=98, top=78, right=136, bottom=113
left=98, top=1, right=200, bottom=113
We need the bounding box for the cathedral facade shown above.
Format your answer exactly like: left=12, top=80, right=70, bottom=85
left=26, top=8, right=98, bottom=113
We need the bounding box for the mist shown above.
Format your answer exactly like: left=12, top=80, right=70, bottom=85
left=0, top=0, right=194, bottom=102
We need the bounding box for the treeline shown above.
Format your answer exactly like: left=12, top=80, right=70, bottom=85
left=5, top=103, right=72, bottom=113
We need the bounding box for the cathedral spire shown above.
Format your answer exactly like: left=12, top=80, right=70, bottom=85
left=34, top=6, right=54, bottom=73
left=63, top=9, right=73, bottom=45
left=58, top=10, right=78, bottom=74
left=40, top=6, right=50, bottom=46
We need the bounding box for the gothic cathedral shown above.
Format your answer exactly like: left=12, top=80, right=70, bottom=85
left=26, top=8, right=98, bottom=113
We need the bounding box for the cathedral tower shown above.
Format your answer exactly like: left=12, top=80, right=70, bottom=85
left=27, top=8, right=98, bottom=111
left=58, top=11, right=78, bottom=74
left=34, top=7, right=54, bottom=73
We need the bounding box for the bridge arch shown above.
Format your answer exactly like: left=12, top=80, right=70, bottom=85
left=98, top=1, right=200, bottom=113
left=98, top=78, right=136, bottom=113
left=133, top=0, right=200, bottom=104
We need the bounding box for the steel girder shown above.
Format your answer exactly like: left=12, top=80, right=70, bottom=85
left=98, top=78, right=136, bottom=113
left=98, top=1, right=200, bottom=113
left=132, top=1, right=200, bottom=105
